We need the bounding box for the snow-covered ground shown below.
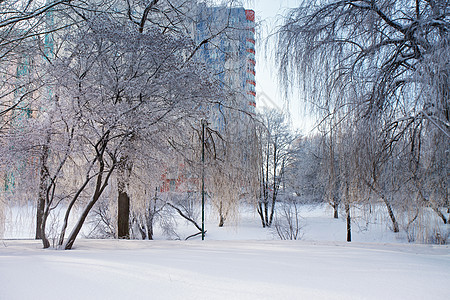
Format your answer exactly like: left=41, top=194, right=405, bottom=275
left=1, top=204, right=449, bottom=299
left=1, top=239, right=449, bottom=300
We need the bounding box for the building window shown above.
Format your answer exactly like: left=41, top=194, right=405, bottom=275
left=170, top=180, right=176, bottom=191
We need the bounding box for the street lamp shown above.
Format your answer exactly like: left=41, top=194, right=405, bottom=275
left=201, top=119, right=207, bottom=240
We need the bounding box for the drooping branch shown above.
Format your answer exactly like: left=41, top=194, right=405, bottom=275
left=0, top=0, right=72, bottom=29
left=166, top=202, right=202, bottom=232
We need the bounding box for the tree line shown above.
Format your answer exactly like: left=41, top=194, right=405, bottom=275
left=0, top=0, right=448, bottom=246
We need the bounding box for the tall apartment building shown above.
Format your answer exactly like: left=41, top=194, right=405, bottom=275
left=195, top=4, right=256, bottom=114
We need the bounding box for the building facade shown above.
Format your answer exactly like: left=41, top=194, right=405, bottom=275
left=195, top=4, right=256, bottom=114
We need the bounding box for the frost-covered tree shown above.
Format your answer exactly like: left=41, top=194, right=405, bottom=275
left=1, top=0, right=263, bottom=243
left=0, top=0, right=125, bottom=241
left=204, top=109, right=259, bottom=227
left=0, top=0, right=96, bottom=123
left=58, top=14, right=214, bottom=248
left=284, top=135, right=323, bottom=203
left=0, top=0, right=218, bottom=248
left=277, top=0, right=449, bottom=240
left=256, top=108, right=299, bottom=228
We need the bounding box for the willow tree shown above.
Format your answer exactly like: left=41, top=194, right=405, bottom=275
left=277, top=0, right=449, bottom=236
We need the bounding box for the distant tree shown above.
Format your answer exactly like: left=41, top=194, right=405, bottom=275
left=284, top=135, right=324, bottom=204
left=256, top=108, right=299, bottom=228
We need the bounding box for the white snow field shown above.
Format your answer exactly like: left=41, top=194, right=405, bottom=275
left=0, top=239, right=449, bottom=300
left=1, top=205, right=449, bottom=300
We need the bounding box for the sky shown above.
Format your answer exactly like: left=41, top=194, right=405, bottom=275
left=247, top=0, right=317, bottom=134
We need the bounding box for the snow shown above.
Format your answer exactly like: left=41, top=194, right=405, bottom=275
left=1, top=204, right=449, bottom=299
left=1, top=239, right=449, bottom=300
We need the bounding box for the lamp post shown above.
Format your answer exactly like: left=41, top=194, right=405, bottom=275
left=201, top=119, right=206, bottom=240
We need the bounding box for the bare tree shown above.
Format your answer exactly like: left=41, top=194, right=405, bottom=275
left=256, top=108, right=299, bottom=228
left=274, top=196, right=303, bottom=240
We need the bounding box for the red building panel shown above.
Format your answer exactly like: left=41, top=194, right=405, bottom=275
left=245, top=10, right=255, bottom=22
left=246, top=38, right=255, bottom=44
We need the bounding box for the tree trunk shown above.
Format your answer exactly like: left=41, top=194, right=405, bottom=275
left=117, top=157, right=132, bottom=239
left=40, top=181, right=52, bottom=248
left=146, top=217, right=153, bottom=240
left=36, top=192, right=45, bottom=240
left=146, top=201, right=154, bottom=240
left=384, top=200, right=400, bottom=232
left=58, top=176, right=92, bottom=246
left=365, top=179, right=400, bottom=233
left=36, top=141, right=49, bottom=240
left=257, top=202, right=266, bottom=228
left=264, top=200, right=269, bottom=226
left=382, top=196, right=400, bottom=232
left=218, top=201, right=225, bottom=227
left=268, top=190, right=276, bottom=227
left=269, top=143, right=277, bottom=226
left=264, top=142, right=270, bottom=226
left=328, top=122, right=339, bottom=220
left=218, top=215, right=225, bottom=227
left=64, top=195, right=100, bottom=250
left=64, top=151, right=115, bottom=250
left=263, top=170, right=269, bottom=226
left=258, top=165, right=267, bottom=227
left=64, top=174, right=113, bottom=250
left=344, top=180, right=351, bottom=242
left=333, top=201, right=339, bottom=219
left=346, top=202, right=351, bottom=242
left=117, top=186, right=130, bottom=238
left=40, top=210, right=50, bottom=249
